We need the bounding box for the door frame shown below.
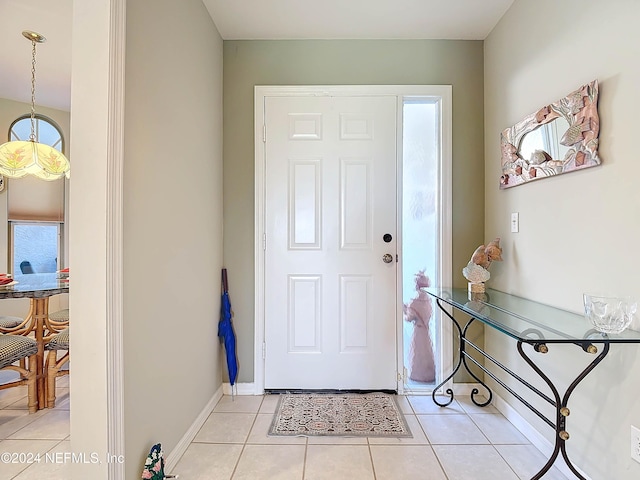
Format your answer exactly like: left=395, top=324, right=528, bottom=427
left=254, top=85, right=453, bottom=394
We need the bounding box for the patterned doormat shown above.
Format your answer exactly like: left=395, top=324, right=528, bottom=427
left=268, top=393, right=412, bottom=437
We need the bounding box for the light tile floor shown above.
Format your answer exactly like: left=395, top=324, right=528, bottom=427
left=0, top=386, right=570, bottom=480
left=0, top=375, right=70, bottom=480
left=172, top=394, right=570, bottom=480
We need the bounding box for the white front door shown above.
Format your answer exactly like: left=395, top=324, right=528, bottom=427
left=263, top=94, right=398, bottom=390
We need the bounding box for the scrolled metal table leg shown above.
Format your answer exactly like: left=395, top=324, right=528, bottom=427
left=432, top=299, right=462, bottom=406
left=432, top=299, right=493, bottom=407
left=517, top=340, right=610, bottom=480
left=460, top=319, right=493, bottom=407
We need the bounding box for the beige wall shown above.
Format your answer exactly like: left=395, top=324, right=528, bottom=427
left=72, top=0, right=222, bottom=478
left=485, top=1, right=640, bottom=478
left=223, top=40, right=485, bottom=383
left=69, top=0, right=223, bottom=477
left=122, top=0, right=224, bottom=478
left=0, top=98, right=69, bottom=316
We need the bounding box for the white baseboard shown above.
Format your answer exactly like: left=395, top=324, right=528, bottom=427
left=164, top=385, right=224, bottom=473
left=222, top=382, right=258, bottom=395
left=401, top=382, right=483, bottom=396
left=452, top=382, right=483, bottom=396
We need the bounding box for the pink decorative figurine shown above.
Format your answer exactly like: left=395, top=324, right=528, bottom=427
left=403, top=270, right=436, bottom=383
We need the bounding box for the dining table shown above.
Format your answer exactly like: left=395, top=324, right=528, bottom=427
left=0, top=272, right=69, bottom=410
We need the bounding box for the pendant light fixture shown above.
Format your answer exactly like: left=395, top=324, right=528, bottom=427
left=0, top=31, right=71, bottom=181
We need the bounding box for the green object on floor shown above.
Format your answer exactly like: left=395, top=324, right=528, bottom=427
left=141, top=444, right=164, bottom=480
left=141, top=444, right=178, bottom=479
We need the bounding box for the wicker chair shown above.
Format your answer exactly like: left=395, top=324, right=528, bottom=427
left=48, top=309, right=69, bottom=323
left=0, top=316, right=23, bottom=330
left=0, top=334, right=38, bottom=413
left=45, top=327, right=69, bottom=408
left=47, top=308, right=69, bottom=335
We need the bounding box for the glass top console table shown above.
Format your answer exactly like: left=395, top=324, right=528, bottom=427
left=424, top=287, right=640, bottom=480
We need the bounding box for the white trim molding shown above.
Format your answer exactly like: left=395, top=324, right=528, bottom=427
left=223, top=382, right=259, bottom=396
left=69, top=0, right=126, bottom=478
left=106, top=1, right=126, bottom=479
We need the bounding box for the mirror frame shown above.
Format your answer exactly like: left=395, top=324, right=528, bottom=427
left=500, top=80, right=601, bottom=189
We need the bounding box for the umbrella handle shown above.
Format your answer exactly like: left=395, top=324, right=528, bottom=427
left=222, top=268, right=229, bottom=293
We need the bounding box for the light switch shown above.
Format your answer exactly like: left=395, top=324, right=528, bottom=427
left=511, top=212, right=519, bottom=233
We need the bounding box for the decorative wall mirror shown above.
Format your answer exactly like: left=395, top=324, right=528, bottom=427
left=500, top=80, right=600, bottom=189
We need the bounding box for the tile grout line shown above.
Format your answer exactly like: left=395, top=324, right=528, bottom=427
left=229, top=397, right=263, bottom=480
left=464, top=403, right=550, bottom=479
left=229, top=440, right=247, bottom=479
left=407, top=405, right=453, bottom=479
left=432, top=444, right=452, bottom=480
left=367, top=438, right=377, bottom=480
left=301, top=437, right=308, bottom=480
left=493, top=444, right=529, bottom=480
left=434, top=396, right=552, bottom=480
left=408, top=395, right=483, bottom=480
left=461, top=408, right=492, bottom=445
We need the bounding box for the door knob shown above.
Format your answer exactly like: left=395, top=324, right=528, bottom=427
left=382, top=254, right=393, bottom=263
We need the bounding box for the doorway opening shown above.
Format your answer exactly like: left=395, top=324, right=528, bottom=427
left=255, top=86, right=452, bottom=394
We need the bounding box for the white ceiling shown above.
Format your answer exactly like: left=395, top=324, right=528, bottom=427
left=202, top=0, right=514, bottom=40
left=0, top=0, right=513, bottom=112
left=0, top=0, right=73, bottom=111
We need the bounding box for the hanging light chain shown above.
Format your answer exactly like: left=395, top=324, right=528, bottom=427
left=29, top=38, right=37, bottom=142
left=0, top=31, right=70, bottom=181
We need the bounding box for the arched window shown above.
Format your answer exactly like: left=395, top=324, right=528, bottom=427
left=9, top=114, right=65, bottom=152
left=6, top=114, right=67, bottom=275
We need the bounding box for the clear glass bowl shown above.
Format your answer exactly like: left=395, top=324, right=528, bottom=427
left=583, top=294, right=637, bottom=334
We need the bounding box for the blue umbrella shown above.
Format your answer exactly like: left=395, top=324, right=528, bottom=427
left=218, top=268, right=238, bottom=397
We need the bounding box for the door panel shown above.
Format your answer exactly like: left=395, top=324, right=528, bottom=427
left=264, top=95, right=397, bottom=390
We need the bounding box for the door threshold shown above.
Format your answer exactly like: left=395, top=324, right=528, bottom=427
left=264, top=389, right=398, bottom=395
